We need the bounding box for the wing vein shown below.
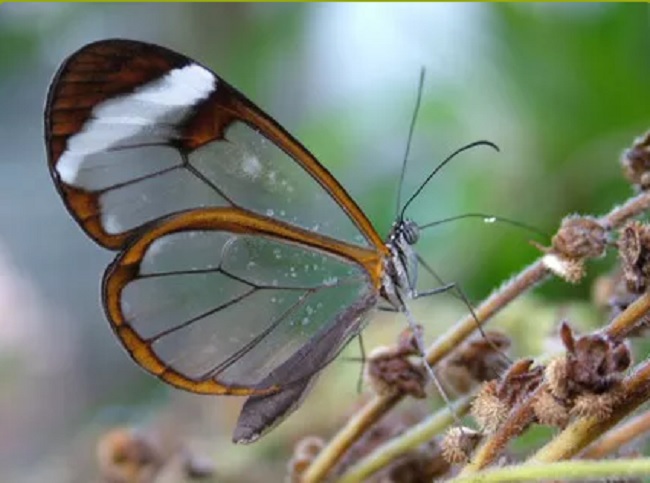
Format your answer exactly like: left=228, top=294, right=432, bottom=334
left=146, top=286, right=257, bottom=343
left=198, top=289, right=314, bottom=381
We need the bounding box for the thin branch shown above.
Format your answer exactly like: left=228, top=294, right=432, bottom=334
left=449, top=458, right=650, bottom=483
left=604, top=290, right=650, bottom=341
left=336, top=393, right=474, bottom=483
left=598, top=191, right=650, bottom=230
left=302, top=393, right=401, bottom=483
left=582, top=409, right=650, bottom=459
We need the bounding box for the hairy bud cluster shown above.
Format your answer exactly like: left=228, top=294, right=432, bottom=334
left=96, top=426, right=213, bottom=483
left=365, top=327, right=428, bottom=398
left=541, top=215, right=608, bottom=284
left=619, top=221, right=650, bottom=293
left=440, top=331, right=511, bottom=394
left=621, top=131, right=650, bottom=190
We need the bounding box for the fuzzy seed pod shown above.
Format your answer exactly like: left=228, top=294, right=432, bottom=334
left=441, top=427, right=481, bottom=464
left=365, top=346, right=427, bottom=399
left=621, top=131, right=650, bottom=190
left=545, top=357, right=570, bottom=401
left=619, top=221, right=650, bottom=293
left=571, top=393, right=617, bottom=421
left=471, top=381, right=510, bottom=433
left=533, top=389, right=570, bottom=428
left=287, top=436, right=325, bottom=482
left=542, top=253, right=586, bottom=284
left=552, top=215, right=607, bottom=260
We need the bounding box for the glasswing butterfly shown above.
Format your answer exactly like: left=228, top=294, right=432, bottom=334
left=44, top=39, right=495, bottom=443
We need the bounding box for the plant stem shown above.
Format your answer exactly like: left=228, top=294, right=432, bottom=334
left=604, top=291, right=650, bottom=340
left=582, top=409, right=650, bottom=459
left=424, top=262, right=549, bottom=367
left=599, top=191, right=650, bottom=229
left=302, top=392, right=400, bottom=483
left=335, top=394, right=474, bottom=483
left=448, top=458, right=650, bottom=483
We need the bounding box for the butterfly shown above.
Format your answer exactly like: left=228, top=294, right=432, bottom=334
left=45, top=39, right=495, bottom=443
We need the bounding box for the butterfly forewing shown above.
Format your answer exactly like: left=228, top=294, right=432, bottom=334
left=45, top=39, right=382, bottom=250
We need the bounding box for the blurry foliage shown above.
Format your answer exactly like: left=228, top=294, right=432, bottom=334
left=479, top=4, right=649, bottom=299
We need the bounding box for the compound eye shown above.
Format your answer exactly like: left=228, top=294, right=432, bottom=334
left=403, top=220, right=419, bottom=245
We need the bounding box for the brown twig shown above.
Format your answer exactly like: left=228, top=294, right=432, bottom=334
left=303, top=189, right=650, bottom=482
left=604, top=291, right=650, bottom=341
left=582, top=408, right=650, bottom=459
left=599, top=191, right=650, bottom=230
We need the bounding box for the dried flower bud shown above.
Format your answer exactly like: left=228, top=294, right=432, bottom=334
left=621, top=131, right=650, bottom=190
left=396, top=325, right=422, bottom=356
left=498, top=359, right=544, bottom=407
left=471, top=381, right=509, bottom=433
left=295, top=435, right=325, bottom=459
left=533, top=389, right=569, bottom=428
left=97, top=428, right=163, bottom=483
left=619, top=221, right=650, bottom=293
left=549, top=321, right=631, bottom=421
left=288, top=436, right=325, bottom=483
left=545, top=356, right=570, bottom=400
left=552, top=216, right=607, bottom=260
left=571, top=391, right=622, bottom=421
left=612, top=341, right=632, bottom=372
left=542, top=253, right=586, bottom=284
left=365, top=343, right=427, bottom=399
left=442, top=332, right=511, bottom=394
left=570, top=333, right=629, bottom=394
left=441, top=427, right=481, bottom=464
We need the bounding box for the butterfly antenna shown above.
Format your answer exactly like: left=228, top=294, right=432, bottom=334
left=400, top=140, right=500, bottom=221
left=395, top=67, right=426, bottom=221
left=419, top=213, right=550, bottom=240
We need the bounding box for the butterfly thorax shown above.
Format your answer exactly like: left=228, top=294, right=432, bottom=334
left=381, top=219, right=419, bottom=309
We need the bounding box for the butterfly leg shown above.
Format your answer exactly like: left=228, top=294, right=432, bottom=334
left=400, top=303, right=463, bottom=425
left=415, top=254, right=512, bottom=364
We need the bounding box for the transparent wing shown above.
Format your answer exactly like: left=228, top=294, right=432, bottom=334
left=45, top=39, right=383, bottom=250
left=104, top=208, right=380, bottom=395
left=233, top=290, right=375, bottom=443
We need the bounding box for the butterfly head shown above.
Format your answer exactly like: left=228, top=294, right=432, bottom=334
left=390, top=218, right=420, bottom=246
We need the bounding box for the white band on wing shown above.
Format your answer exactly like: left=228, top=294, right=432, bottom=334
left=56, top=64, right=216, bottom=185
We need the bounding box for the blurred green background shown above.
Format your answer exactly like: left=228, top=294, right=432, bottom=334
left=0, top=3, right=647, bottom=482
